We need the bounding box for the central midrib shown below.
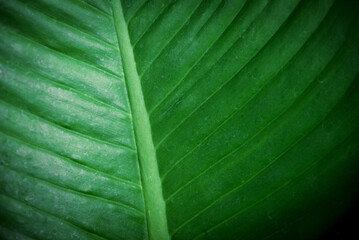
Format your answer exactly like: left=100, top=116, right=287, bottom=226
left=111, top=1, right=170, bottom=240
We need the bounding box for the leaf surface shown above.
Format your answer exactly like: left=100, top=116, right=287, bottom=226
left=0, top=0, right=359, bottom=240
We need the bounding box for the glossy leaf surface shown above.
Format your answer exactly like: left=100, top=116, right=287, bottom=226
left=0, top=0, right=359, bottom=239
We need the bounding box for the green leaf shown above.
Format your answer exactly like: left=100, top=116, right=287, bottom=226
left=0, top=0, right=358, bottom=240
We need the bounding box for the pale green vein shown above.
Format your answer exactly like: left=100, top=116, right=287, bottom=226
left=131, top=1, right=172, bottom=47
left=193, top=125, right=359, bottom=239
left=164, top=40, right=344, bottom=204
left=0, top=130, right=140, bottom=189
left=0, top=193, right=108, bottom=240
left=161, top=4, right=334, bottom=181
left=112, top=1, right=170, bottom=239
left=0, top=99, right=135, bottom=152
left=153, top=0, right=299, bottom=149
left=148, top=0, right=249, bottom=115
left=3, top=0, right=117, bottom=50
left=0, top=28, right=125, bottom=86
left=0, top=163, right=144, bottom=215
left=0, top=57, right=131, bottom=118
left=171, top=90, right=344, bottom=235
left=127, top=0, right=148, bottom=23
left=138, top=0, right=203, bottom=77
left=80, top=0, right=112, bottom=17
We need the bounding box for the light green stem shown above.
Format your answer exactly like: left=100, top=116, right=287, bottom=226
left=112, top=1, right=170, bottom=240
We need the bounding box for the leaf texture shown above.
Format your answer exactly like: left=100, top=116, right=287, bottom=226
left=1, top=0, right=359, bottom=240
left=0, top=0, right=146, bottom=239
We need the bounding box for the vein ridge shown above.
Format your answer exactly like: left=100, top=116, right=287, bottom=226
left=111, top=1, right=170, bottom=239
